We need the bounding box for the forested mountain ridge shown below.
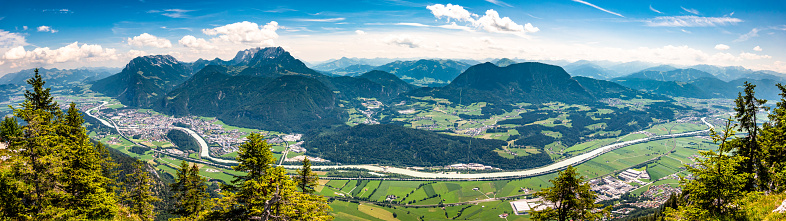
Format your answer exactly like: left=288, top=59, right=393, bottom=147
left=373, top=59, right=471, bottom=86
left=91, top=55, right=193, bottom=107
left=1, top=67, right=117, bottom=86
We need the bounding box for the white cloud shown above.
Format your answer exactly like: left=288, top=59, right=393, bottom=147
left=426, top=4, right=475, bottom=23
left=476, top=9, right=539, bottom=35
left=2, top=42, right=118, bottom=68
left=485, top=0, right=512, bottom=7
left=753, top=46, right=762, bottom=51
left=383, top=35, right=423, bottom=48
left=681, top=29, right=691, bottom=34
left=127, top=33, right=173, bottom=48
left=355, top=30, right=366, bottom=35
left=396, top=22, right=430, bottom=27
left=572, top=0, right=624, bottom=18
left=681, top=6, right=699, bottom=15
left=734, top=28, right=759, bottom=42
left=649, top=5, right=662, bottom=14
left=22, top=26, right=28, bottom=31
left=293, top=18, right=345, bottom=22
left=426, top=4, right=538, bottom=37
left=202, top=21, right=279, bottom=46
left=646, top=16, right=742, bottom=27
left=178, top=35, right=216, bottom=50
left=739, top=52, right=771, bottom=60
left=0, top=30, right=28, bottom=47
left=148, top=9, right=194, bottom=18
left=126, top=50, right=148, bottom=58
left=37, top=26, right=58, bottom=33
left=714, top=44, right=730, bottom=50
left=438, top=22, right=473, bottom=32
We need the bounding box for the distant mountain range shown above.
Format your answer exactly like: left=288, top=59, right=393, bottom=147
left=91, top=55, right=193, bottom=107
left=0, top=68, right=118, bottom=86
left=613, top=68, right=786, bottom=100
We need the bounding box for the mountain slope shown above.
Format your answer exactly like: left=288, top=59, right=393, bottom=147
left=91, top=55, right=192, bottom=107
left=374, top=59, right=471, bottom=86
left=1, top=68, right=116, bottom=86
left=442, top=62, right=593, bottom=104
left=624, top=68, right=715, bottom=82
left=155, top=65, right=342, bottom=133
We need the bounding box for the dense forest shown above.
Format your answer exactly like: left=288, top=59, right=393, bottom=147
left=306, top=124, right=553, bottom=169
left=166, top=129, right=199, bottom=153
left=0, top=70, right=333, bottom=220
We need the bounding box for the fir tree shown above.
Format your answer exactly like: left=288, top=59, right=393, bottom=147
left=760, top=83, right=786, bottom=192
left=206, top=133, right=332, bottom=220
left=531, top=165, right=609, bottom=221
left=124, top=160, right=161, bottom=221
left=296, top=158, right=319, bottom=194
left=170, top=161, right=209, bottom=220
left=0, top=116, right=22, bottom=143
left=733, top=81, right=768, bottom=191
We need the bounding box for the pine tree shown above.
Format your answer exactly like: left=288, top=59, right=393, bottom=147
left=296, top=158, right=319, bottom=194
left=664, top=118, right=752, bottom=220
left=733, top=81, right=768, bottom=191
left=206, top=133, right=332, bottom=220
left=60, top=103, right=118, bottom=219
left=170, top=161, right=208, bottom=220
left=531, top=165, right=609, bottom=221
left=23, top=69, right=59, bottom=117
left=124, top=160, right=161, bottom=221
left=0, top=116, right=22, bottom=143
left=760, top=83, right=786, bottom=192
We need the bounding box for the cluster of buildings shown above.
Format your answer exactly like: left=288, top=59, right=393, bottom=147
left=619, top=169, right=650, bottom=184
left=509, top=198, right=554, bottom=215
left=440, top=163, right=498, bottom=170
left=283, top=155, right=329, bottom=163
left=590, top=176, right=636, bottom=201
left=629, top=184, right=681, bottom=208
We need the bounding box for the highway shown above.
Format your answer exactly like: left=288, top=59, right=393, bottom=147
left=86, top=101, right=713, bottom=180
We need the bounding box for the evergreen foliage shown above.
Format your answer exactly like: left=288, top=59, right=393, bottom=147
left=531, top=165, right=610, bottom=221
left=170, top=161, right=209, bottom=220
left=123, top=160, right=161, bottom=221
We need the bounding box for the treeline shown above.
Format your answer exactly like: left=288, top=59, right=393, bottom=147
left=166, top=129, right=199, bottom=152
left=306, top=124, right=553, bottom=170
left=0, top=70, right=333, bottom=220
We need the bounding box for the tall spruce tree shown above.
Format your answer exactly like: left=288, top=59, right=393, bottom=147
left=296, top=158, right=319, bottom=194
left=760, top=83, right=786, bottom=192
left=531, top=165, right=608, bottom=221
left=206, top=133, right=332, bottom=220
left=60, top=103, right=118, bottom=219
left=170, top=160, right=209, bottom=219
left=124, top=160, right=161, bottom=221
left=0, top=116, right=22, bottom=143
left=734, top=81, right=768, bottom=191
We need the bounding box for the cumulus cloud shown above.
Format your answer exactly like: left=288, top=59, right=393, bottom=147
left=2, top=42, right=118, bottom=67
left=572, top=0, right=624, bottom=17
left=0, top=30, right=28, bottom=47
left=126, top=50, right=148, bottom=58
left=714, top=44, right=730, bottom=50
left=37, top=26, right=58, bottom=33
left=355, top=30, right=366, bottom=35
left=739, top=52, right=771, bottom=60
left=426, top=4, right=538, bottom=37
left=178, top=35, right=216, bottom=50
left=127, top=33, right=172, bottom=48
left=383, top=35, right=423, bottom=48
left=753, top=46, right=762, bottom=51
left=646, top=16, right=742, bottom=27
left=426, top=4, right=476, bottom=23
left=202, top=21, right=279, bottom=46
left=476, top=9, right=539, bottom=35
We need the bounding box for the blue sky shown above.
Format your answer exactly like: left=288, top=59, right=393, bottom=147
left=0, top=0, right=784, bottom=74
